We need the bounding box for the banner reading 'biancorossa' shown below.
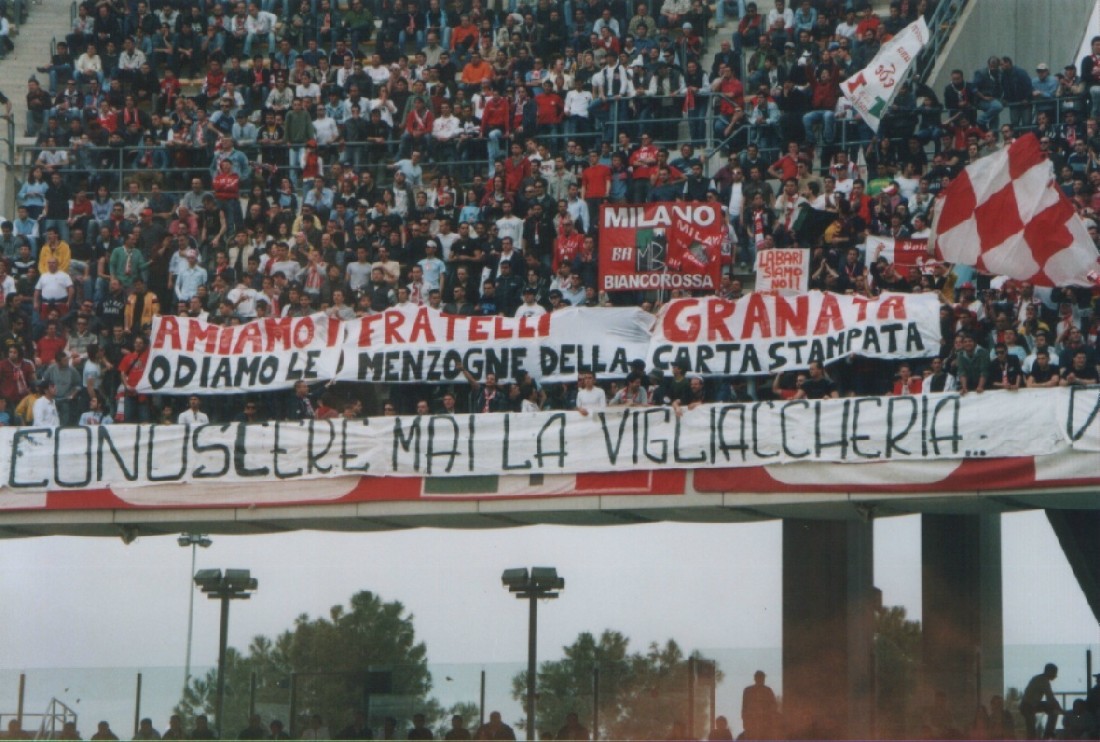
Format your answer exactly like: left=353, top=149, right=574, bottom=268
left=137, top=293, right=942, bottom=393
left=598, top=203, right=725, bottom=292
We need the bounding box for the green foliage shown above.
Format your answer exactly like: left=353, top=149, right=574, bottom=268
left=176, top=591, right=451, bottom=737
left=511, top=630, right=721, bottom=740
left=874, top=605, right=922, bottom=738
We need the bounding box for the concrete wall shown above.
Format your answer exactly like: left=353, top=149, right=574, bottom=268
left=929, top=0, right=1095, bottom=93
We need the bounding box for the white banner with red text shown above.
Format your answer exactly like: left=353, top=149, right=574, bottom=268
left=136, top=313, right=344, bottom=395
left=648, top=293, right=941, bottom=375
left=334, top=305, right=654, bottom=384
left=0, top=388, right=1097, bottom=497
left=137, top=293, right=942, bottom=392
left=865, top=236, right=932, bottom=272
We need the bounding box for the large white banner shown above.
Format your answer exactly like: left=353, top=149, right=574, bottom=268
left=335, top=305, right=654, bottom=384
left=841, top=17, right=929, bottom=133
left=1, top=388, right=1097, bottom=494
left=137, top=314, right=344, bottom=394
left=649, top=293, right=941, bottom=375
left=136, top=293, right=942, bottom=393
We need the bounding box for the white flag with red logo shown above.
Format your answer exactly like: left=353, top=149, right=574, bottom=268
left=931, top=133, right=1100, bottom=287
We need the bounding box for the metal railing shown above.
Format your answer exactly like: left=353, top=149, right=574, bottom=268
left=912, top=0, right=971, bottom=86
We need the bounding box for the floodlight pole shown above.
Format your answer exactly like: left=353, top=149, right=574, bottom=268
left=527, top=593, right=537, bottom=742
left=215, top=590, right=231, bottom=734
left=179, top=533, right=211, bottom=695
left=195, top=569, right=256, bottom=737
left=502, top=568, right=563, bottom=742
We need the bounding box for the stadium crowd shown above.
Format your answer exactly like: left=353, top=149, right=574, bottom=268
left=0, top=0, right=1097, bottom=427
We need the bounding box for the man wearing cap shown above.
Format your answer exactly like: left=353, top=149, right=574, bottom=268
left=1031, top=63, right=1058, bottom=119
left=1086, top=673, right=1100, bottom=727
left=514, top=286, right=546, bottom=319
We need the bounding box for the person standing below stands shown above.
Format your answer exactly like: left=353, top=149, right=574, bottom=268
left=742, top=671, right=779, bottom=740
left=1020, top=663, right=1061, bottom=740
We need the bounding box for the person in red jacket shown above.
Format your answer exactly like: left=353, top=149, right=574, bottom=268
left=802, top=66, right=839, bottom=145
left=400, top=97, right=434, bottom=158
left=480, top=86, right=512, bottom=168
left=552, top=218, right=585, bottom=272
left=503, top=141, right=532, bottom=196
left=118, top=334, right=151, bottom=423
left=212, top=158, right=242, bottom=237
left=0, top=346, right=35, bottom=410
left=534, top=83, right=565, bottom=140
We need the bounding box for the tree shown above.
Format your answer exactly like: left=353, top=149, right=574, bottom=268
left=177, top=591, right=452, bottom=738
left=874, top=604, right=922, bottom=738
left=511, top=631, right=721, bottom=740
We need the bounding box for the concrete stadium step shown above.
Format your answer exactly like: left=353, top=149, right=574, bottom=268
left=1, top=0, right=73, bottom=212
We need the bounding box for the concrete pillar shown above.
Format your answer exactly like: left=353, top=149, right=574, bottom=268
left=1045, top=510, right=1100, bottom=622
left=782, top=518, right=875, bottom=740
left=921, top=514, right=1004, bottom=733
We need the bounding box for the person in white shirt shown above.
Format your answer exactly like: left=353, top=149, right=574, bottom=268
left=227, top=279, right=260, bottom=318
left=574, top=371, right=607, bottom=416
left=35, top=258, right=75, bottom=311
left=178, top=394, right=210, bottom=424
left=563, top=77, right=593, bottom=138
left=365, top=54, right=391, bottom=89
left=117, top=38, right=147, bottom=79
left=267, top=242, right=302, bottom=283
left=514, top=287, right=547, bottom=318
left=33, top=381, right=61, bottom=427
left=243, top=3, right=276, bottom=57
left=495, top=202, right=524, bottom=246
left=835, top=8, right=858, bottom=42
left=74, top=44, right=104, bottom=86
left=765, top=0, right=794, bottom=40
left=431, top=101, right=461, bottom=162
left=417, top=241, right=446, bottom=292
left=312, top=108, right=340, bottom=147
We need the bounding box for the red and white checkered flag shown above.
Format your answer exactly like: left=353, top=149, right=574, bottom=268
left=931, top=133, right=1100, bottom=286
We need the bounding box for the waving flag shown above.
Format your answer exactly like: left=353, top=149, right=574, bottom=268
left=931, top=133, right=1100, bottom=287
left=841, top=17, right=929, bottom=133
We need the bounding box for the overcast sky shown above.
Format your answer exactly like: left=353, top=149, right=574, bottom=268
left=1, top=511, right=1097, bottom=734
